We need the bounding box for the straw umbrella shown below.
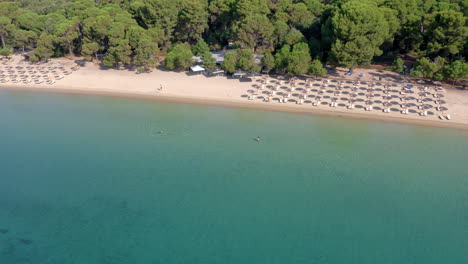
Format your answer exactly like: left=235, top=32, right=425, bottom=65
left=348, top=98, right=356, bottom=109
left=383, top=102, right=392, bottom=113
left=382, top=95, right=392, bottom=101
left=434, top=87, right=444, bottom=92
left=438, top=106, right=448, bottom=112
left=365, top=100, right=374, bottom=111
left=330, top=97, right=339, bottom=107
left=435, top=99, right=446, bottom=110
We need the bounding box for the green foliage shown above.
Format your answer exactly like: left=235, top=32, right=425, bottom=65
left=54, top=19, right=80, bottom=56
left=20, top=0, right=66, bottom=15
left=283, top=28, right=306, bottom=46
left=415, top=57, right=438, bottom=78
left=82, top=42, right=100, bottom=61
left=274, top=44, right=291, bottom=70
left=425, top=10, right=466, bottom=57
left=236, top=0, right=270, bottom=18
left=192, top=39, right=210, bottom=56
left=327, top=1, right=394, bottom=69
left=237, top=49, right=260, bottom=72
left=0, top=48, right=12, bottom=57
left=28, top=54, right=40, bottom=62
left=127, top=26, right=158, bottom=66
left=261, top=52, right=275, bottom=71
left=287, top=3, right=314, bottom=29
left=287, top=42, right=311, bottom=75
left=309, top=59, right=327, bottom=77
left=410, top=69, right=421, bottom=78
left=164, top=42, right=194, bottom=70
left=235, top=14, right=274, bottom=53
left=392, top=58, right=404, bottom=73
left=0, top=16, right=16, bottom=48
left=273, top=21, right=289, bottom=47
left=14, top=29, right=37, bottom=52
left=35, top=33, right=55, bottom=60
left=445, top=60, right=468, bottom=81
left=0, top=0, right=466, bottom=74
left=201, top=51, right=216, bottom=71
left=221, top=51, right=237, bottom=74
left=175, top=0, right=209, bottom=43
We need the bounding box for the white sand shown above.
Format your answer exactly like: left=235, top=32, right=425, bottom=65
left=2, top=56, right=468, bottom=130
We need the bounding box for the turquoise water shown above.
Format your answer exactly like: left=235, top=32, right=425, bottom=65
left=1, top=90, right=468, bottom=264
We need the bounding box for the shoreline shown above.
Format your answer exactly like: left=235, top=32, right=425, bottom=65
left=2, top=85, right=468, bottom=131
left=2, top=55, right=468, bottom=131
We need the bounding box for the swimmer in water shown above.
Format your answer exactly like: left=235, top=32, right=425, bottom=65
left=256, top=136, right=261, bottom=142
left=158, top=130, right=164, bottom=134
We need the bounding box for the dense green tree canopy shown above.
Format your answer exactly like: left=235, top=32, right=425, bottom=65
left=309, top=59, right=327, bottom=77
left=326, top=0, right=394, bottom=69
left=164, top=42, right=194, bottom=70
left=0, top=0, right=464, bottom=81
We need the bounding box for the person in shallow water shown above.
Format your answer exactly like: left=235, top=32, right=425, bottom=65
left=256, top=136, right=261, bottom=142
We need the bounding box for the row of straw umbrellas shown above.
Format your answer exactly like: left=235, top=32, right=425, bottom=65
left=0, top=63, right=79, bottom=85
left=246, top=75, right=451, bottom=120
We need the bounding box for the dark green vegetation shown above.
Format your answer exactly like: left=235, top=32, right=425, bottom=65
left=0, top=0, right=467, bottom=81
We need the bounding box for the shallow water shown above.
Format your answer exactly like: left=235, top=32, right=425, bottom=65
left=1, top=90, right=467, bottom=264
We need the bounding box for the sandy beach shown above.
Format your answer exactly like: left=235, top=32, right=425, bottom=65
left=2, top=56, right=468, bottom=130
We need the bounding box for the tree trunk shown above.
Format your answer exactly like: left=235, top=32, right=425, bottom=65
left=68, top=42, right=73, bottom=57
left=0, top=34, right=5, bottom=48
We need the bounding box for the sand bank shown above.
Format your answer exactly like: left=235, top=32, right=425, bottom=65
left=2, top=58, right=468, bottom=131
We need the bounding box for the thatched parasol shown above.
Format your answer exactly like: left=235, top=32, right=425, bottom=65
left=438, top=106, right=448, bottom=111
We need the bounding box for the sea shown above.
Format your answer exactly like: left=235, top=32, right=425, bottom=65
left=0, top=90, right=467, bottom=264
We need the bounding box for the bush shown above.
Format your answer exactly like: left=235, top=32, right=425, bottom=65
left=0, top=48, right=12, bottom=57
left=164, top=43, right=194, bottom=70
left=392, top=58, right=404, bottom=73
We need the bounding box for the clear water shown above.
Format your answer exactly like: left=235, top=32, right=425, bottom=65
left=0, top=90, right=467, bottom=264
